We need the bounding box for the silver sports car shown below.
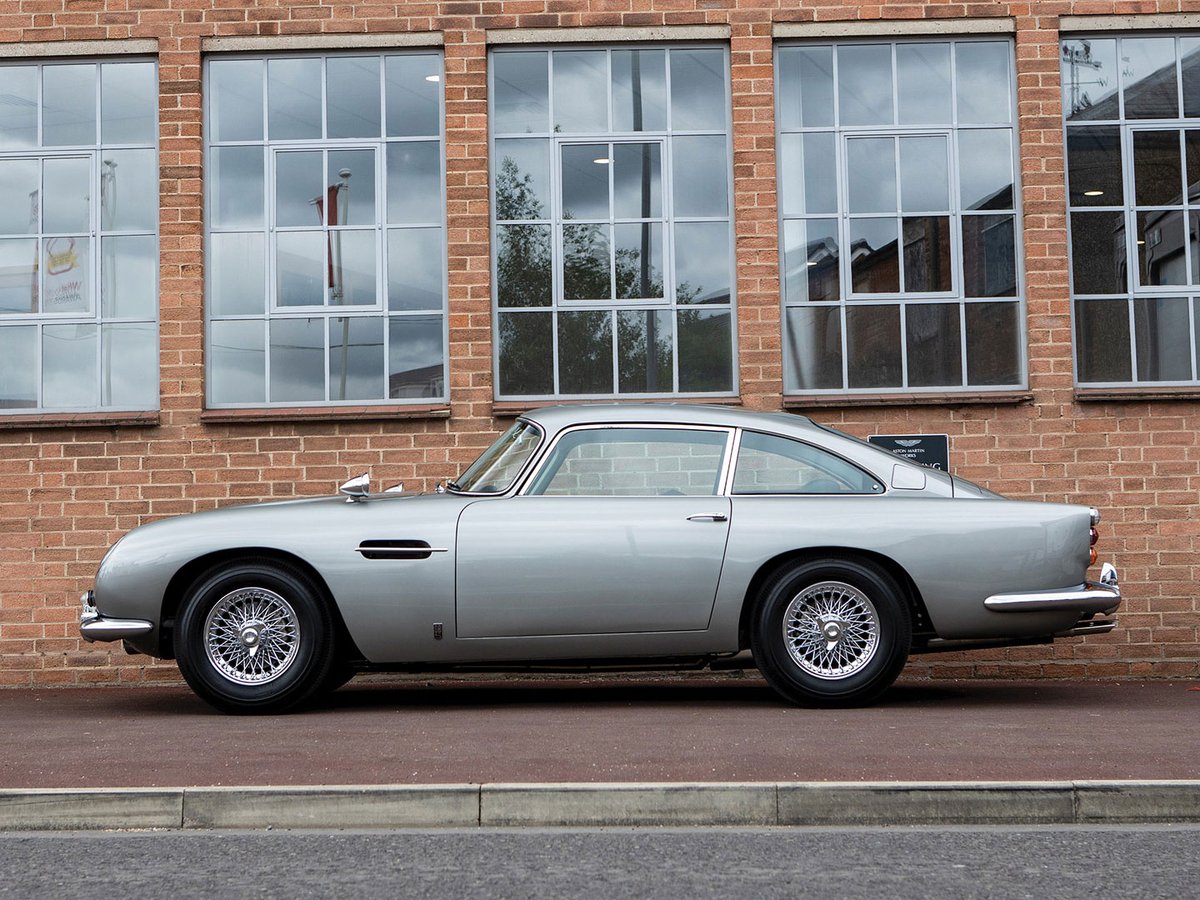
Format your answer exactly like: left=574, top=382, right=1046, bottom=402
left=80, top=404, right=1121, bottom=713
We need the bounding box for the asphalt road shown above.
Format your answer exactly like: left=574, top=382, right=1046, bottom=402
left=2, top=826, right=1197, bottom=899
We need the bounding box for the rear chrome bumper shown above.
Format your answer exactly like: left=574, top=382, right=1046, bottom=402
left=983, top=562, right=1121, bottom=617
left=79, top=591, right=153, bottom=643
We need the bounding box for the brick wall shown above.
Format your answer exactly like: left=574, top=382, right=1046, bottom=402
left=1, top=0, right=1198, bottom=687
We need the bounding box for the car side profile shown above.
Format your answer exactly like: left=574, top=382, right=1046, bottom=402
left=80, top=404, right=1121, bottom=713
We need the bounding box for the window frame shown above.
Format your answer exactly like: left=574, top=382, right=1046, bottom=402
left=731, top=428, right=886, bottom=496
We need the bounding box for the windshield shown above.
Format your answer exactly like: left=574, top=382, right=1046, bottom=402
left=451, top=421, right=542, bottom=493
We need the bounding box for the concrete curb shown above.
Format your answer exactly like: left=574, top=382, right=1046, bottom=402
left=2, top=781, right=1199, bottom=831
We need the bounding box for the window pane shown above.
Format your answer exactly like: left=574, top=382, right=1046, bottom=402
left=554, top=51, right=608, bottom=133
left=1134, top=297, right=1192, bottom=381
left=670, top=49, right=725, bottom=131
left=0, top=159, right=38, bottom=235
left=845, top=304, right=901, bottom=388
left=43, top=157, right=90, bottom=234
left=275, top=150, right=323, bottom=228
left=211, top=146, right=264, bottom=229
left=0, top=239, right=37, bottom=314
left=101, top=322, right=157, bottom=408
left=958, top=129, right=1014, bottom=210
left=965, top=302, right=1020, bottom=386
left=900, top=136, right=949, bottom=212
left=561, top=144, right=610, bottom=220
left=43, top=323, right=98, bottom=407
left=43, top=65, right=96, bottom=146
left=0, top=66, right=38, bottom=148
left=1075, top=299, right=1131, bottom=383
left=905, top=302, right=961, bottom=386
left=101, top=62, right=156, bottom=145
left=961, top=214, right=1016, bottom=297
left=897, top=43, right=951, bottom=125
left=494, top=139, right=549, bottom=220
left=779, top=132, right=836, bottom=215
left=734, top=431, right=881, bottom=494
left=328, top=316, right=383, bottom=401
left=209, top=59, right=263, bottom=143
left=617, top=309, right=672, bottom=392
left=674, top=221, right=730, bottom=304
left=902, top=216, right=951, bottom=293
left=100, top=235, right=156, bottom=319
left=498, top=311, right=553, bottom=394
left=101, top=149, right=156, bottom=231
left=385, top=55, right=441, bottom=138
left=849, top=218, right=899, bottom=294
left=838, top=45, right=893, bottom=126
left=563, top=223, right=611, bottom=301
left=785, top=305, right=843, bottom=390
left=327, top=57, right=381, bottom=139
left=1062, top=39, right=1118, bottom=122
left=672, top=135, right=727, bottom=217
left=387, top=227, right=443, bottom=311
left=677, top=308, right=732, bottom=392
left=0, top=326, right=37, bottom=408
left=777, top=46, right=834, bottom=129
left=612, top=50, right=666, bottom=132
left=613, top=143, right=661, bottom=219
left=268, top=58, right=322, bottom=140
left=1185, top=40, right=1200, bottom=118
left=210, top=232, right=265, bottom=316
left=328, top=149, right=376, bottom=225
left=276, top=231, right=325, bottom=306
left=1122, top=37, right=1179, bottom=120
left=848, top=137, right=896, bottom=214
left=558, top=309, right=612, bottom=394
left=955, top=42, right=1011, bottom=124
left=42, top=237, right=90, bottom=313
left=1137, top=210, right=1186, bottom=287
left=1133, top=130, right=1183, bottom=206
left=493, top=52, right=549, bottom=135
left=1067, top=127, right=1123, bottom=207
left=269, top=317, right=324, bottom=401
left=496, top=224, right=551, bottom=308
left=210, top=319, right=265, bottom=404
left=1070, top=211, right=1127, bottom=295
left=386, top=141, right=441, bottom=225
left=388, top=314, right=443, bottom=399
left=330, top=230, right=376, bottom=306
left=615, top=223, right=663, bottom=300
left=783, top=219, right=839, bottom=304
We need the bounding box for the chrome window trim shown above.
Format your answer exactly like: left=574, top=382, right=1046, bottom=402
left=447, top=417, right=547, bottom=497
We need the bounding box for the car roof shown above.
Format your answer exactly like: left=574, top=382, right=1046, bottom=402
left=519, top=403, right=821, bottom=438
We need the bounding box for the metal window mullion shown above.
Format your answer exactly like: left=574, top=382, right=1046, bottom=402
left=897, top=300, right=909, bottom=389
left=608, top=140, right=616, bottom=302
left=1126, top=295, right=1139, bottom=383
left=1191, top=295, right=1199, bottom=381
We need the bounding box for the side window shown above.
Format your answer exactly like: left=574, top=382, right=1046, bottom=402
left=526, top=427, right=728, bottom=496
left=732, top=431, right=883, bottom=494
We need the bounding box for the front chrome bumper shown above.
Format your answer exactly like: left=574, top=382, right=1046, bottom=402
left=983, top=562, right=1121, bottom=617
left=79, top=591, right=153, bottom=643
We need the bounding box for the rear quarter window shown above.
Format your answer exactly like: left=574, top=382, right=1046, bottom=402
left=733, top=431, right=884, bottom=494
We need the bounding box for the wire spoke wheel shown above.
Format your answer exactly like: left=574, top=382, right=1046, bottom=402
left=203, top=587, right=300, bottom=686
left=782, top=580, right=881, bottom=680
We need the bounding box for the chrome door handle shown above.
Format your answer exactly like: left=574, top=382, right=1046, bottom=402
left=686, top=513, right=728, bottom=522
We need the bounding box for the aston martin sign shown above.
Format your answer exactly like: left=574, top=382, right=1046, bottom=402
left=868, top=434, right=950, bottom=472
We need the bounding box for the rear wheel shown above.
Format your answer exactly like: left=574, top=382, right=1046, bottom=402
left=750, top=558, right=911, bottom=707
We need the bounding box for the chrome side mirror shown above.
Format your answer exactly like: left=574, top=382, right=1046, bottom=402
left=339, top=473, right=370, bottom=503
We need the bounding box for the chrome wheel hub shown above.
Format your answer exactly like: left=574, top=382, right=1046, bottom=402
left=783, top=580, right=880, bottom=680
left=204, top=588, right=300, bottom=686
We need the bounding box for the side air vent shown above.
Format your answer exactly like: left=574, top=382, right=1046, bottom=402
left=355, top=540, right=448, bottom=560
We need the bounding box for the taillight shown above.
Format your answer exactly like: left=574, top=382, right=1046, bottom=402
left=1090, top=526, right=1098, bottom=566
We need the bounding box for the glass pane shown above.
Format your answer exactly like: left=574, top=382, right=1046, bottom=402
left=838, top=45, right=893, bottom=126
left=209, top=59, right=263, bottom=143
left=782, top=219, right=839, bottom=304
left=777, top=46, right=834, bottom=130
left=267, top=58, right=322, bottom=140
left=955, top=42, right=1011, bottom=124
left=0, top=326, right=37, bottom=407
left=498, top=311, right=553, bottom=394
left=900, top=136, right=949, bottom=212
left=274, top=151, right=323, bottom=228
left=211, top=146, right=264, bottom=229
left=614, top=223, right=663, bottom=300
left=269, top=317, right=325, bottom=402
left=677, top=308, right=732, bottom=392
left=493, top=52, right=549, bottom=135
left=674, top=221, right=731, bottom=304
left=1134, top=298, right=1192, bottom=381
left=849, top=218, right=899, bottom=294
left=670, top=49, right=726, bottom=131
left=1133, top=130, right=1183, bottom=206
left=1067, top=127, right=1123, bottom=207
left=902, top=216, right=951, bottom=293
left=210, top=319, right=265, bottom=404
left=42, top=323, right=97, bottom=408
left=613, top=143, right=661, bottom=219
left=386, top=141, right=442, bottom=225
left=101, top=322, right=157, bottom=408
left=558, top=309, right=612, bottom=394
left=0, top=159, right=38, bottom=235
left=734, top=431, right=881, bottom=495
left=553, top=51, right=608, bottom=133
left=327, top=57, right=380, bottom=139
left=494, top=139, right=549, bottom=220
left=563, top=223, right=611, bottom=301
left=43, top=65, right=96, bottom=146
left=387, top=227, right=443, bottom=311
left=848, top=138, right=896, bottom=214
left=958, top=129, right=1014, bottom=210
left=100, top=149, right=156, bottom=232
left=100, top=235, right=156, bottom=318
left=0, top=239, right=37, bottom=314
left=845, top=304, right=901, bottom=389
left=561, top=144, right=610, bottom=221
left=779, top=133, right=836, bottom=216
left=41, top=237, right=90, bottom=313
left=672, top=135, right=728, bottom=217
left=1122, top=37, right=1179, bottom=120
left=1075, top=299, right=1131, bottom=383
left=0, top=66, right=37, bottom=148
left=276, top=231, right=324, bottom=306
left=961, top=214, right=1016, bottom=298
left=328, top=149, right=376, bottom=225
left=1137, top=210, right=1187, bottom=287
left=897, top=43, right=952, bottom=125
left=388, top=314, right=443, bottom=399
left=906, top=302, right=961, bottom=386
left=496, top=224, right=551, bottom=308
left=965, top=302, right=1020, bottom=386
left=210, top=232, right=265, bottom=316
left=612, top=50, right=666, bottom=132
left=385, top=54, right=441, bottom=138
left=617, top=309, right=672, bottom=392
left=1186, top=132, right=1200, bottom=204
left=784, top=305, right=842, bottom=391
left=330, top=230, right=376, bottom=306
left=43, top=157, right=90, bottom=234
left=328, top=315, right=383, bottom=401
left=101, top=62, right=155, bottom=145
left=1062, top=39, right=1119, bottom=122
left=1070, top=211, right=1127, bottom=295
left=1185, top=39, right=1200, bottom=119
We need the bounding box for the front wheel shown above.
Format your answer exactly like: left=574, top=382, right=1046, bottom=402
left=750, top=558, right=911, bottom=707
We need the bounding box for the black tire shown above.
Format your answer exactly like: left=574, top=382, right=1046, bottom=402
left=750, top=558, right=911, bottom=707
left=175, top=558, right=336, bottom=714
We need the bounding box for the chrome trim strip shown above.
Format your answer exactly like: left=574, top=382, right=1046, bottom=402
left=79, top=591, right=154, bottom=643
left=1062, top=618, right=1118, bottom=637
left=355, top=544, right=448, bottom=559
